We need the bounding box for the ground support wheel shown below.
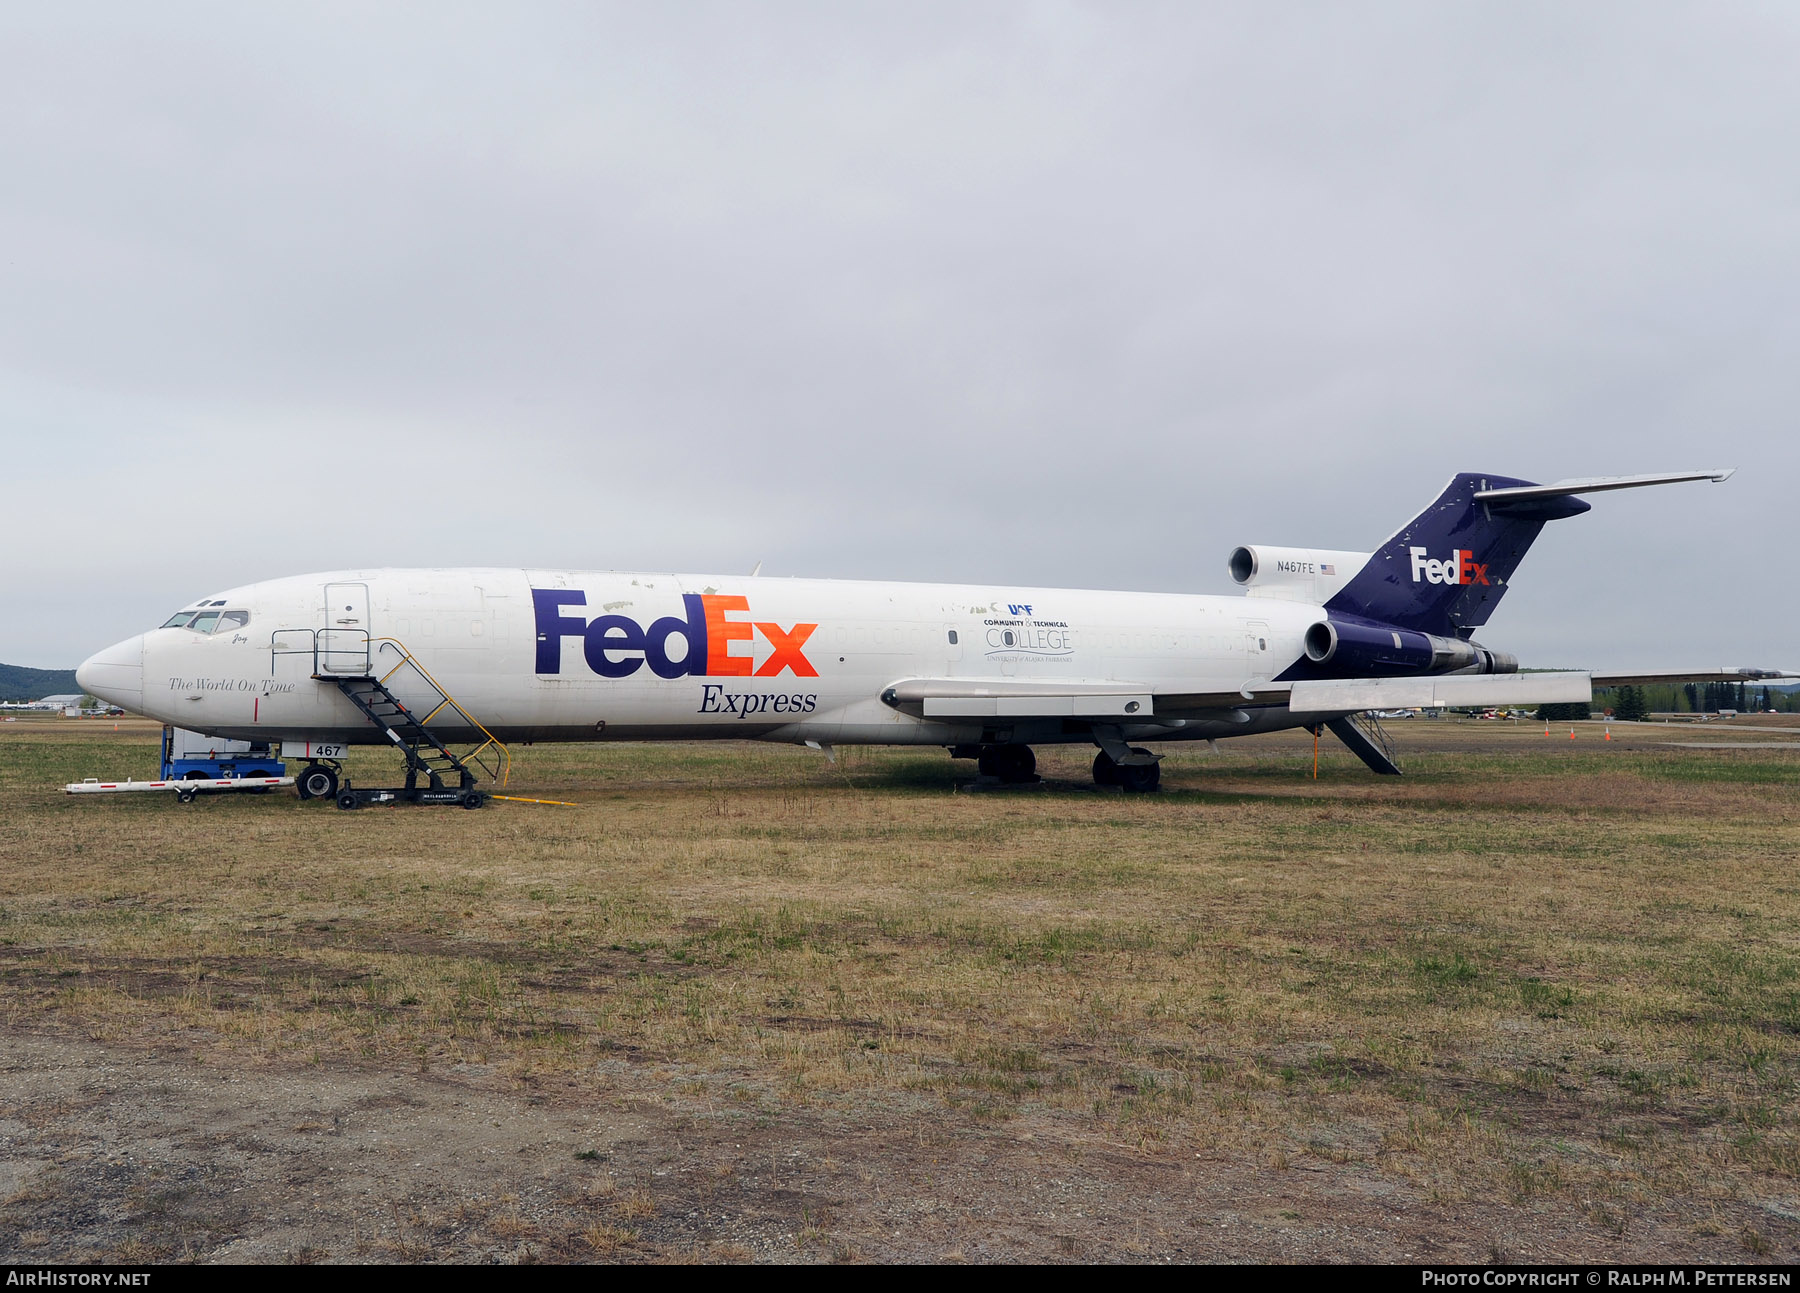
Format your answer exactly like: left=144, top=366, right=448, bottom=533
left=976, top=745, right=1038, bottom=784
left=460, top=791, right=486, bottom=810
left=335, top=791, right=360, bottom=811
left=1118, top=749, right=1161, bottom=794
left=297, top=764, right=339, bottom=801
left=176, top=787, right=197, bottom=804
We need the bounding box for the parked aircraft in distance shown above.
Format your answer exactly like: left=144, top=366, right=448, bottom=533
left=76, top=470, right=1792, bottom=799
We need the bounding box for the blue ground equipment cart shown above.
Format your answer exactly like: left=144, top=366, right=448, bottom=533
left=161, top=726, right=287, bottom=781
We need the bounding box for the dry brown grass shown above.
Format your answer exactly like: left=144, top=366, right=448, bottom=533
left=581, top=1222, right=640, bottom=1255
left=4, top=714, right=1800, bottom=1242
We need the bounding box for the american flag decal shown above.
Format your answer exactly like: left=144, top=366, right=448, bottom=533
left=1321, top=563, right=1336, bottom=575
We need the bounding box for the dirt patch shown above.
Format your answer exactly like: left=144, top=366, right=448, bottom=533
left=6, top=1028, right=1793, bottom=1263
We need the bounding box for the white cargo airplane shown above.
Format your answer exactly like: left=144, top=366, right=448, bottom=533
left=76, top=470, right=1791, bottom=803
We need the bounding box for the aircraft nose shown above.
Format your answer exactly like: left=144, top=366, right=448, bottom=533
left=76, top=634, right=145, bottom=712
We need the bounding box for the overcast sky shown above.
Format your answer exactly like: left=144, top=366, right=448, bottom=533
left=3, top=3, right=1795, bottom=669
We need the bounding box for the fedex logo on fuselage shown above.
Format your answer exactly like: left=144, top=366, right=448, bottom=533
left=1409, top=547, right=1490, bottom=587
left=533, top=590, right=818, bottom=679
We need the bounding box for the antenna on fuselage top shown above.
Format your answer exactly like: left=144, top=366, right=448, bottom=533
left=749, top=560, right=763, bottom=577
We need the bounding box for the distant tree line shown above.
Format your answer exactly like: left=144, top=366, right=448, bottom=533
left=1537, top=701, right=1592, bottom=722
left=1573, top=681, right=1798, bottom=719
left=1677, top=681, right=1790, bottom=713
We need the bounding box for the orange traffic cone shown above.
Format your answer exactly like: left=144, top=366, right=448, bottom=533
left=1569, top=728, right=1577, bottom=739
left=1604, top=726, right=1612, bottom=741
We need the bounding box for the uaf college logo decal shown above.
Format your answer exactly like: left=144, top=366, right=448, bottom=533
left=533, top=591, right=818, bottom=679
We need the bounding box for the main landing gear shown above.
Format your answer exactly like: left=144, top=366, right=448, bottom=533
left=1092, top=749, right=1161, bottom=794
left=976, top=745, right=1039, bottom=784
left=956, top=743, right=1162, bottom=791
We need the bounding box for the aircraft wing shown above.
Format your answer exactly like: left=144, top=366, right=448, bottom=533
left=881, top=677, right=1302, bottom=719
left=880, top=678, right=1158, bottom=719
left=1588, top=667, right=1798, bottom=687
left=883, top=672, right=1598, bottom=722
left=1285, top=672, right=1591, bottom=715
left=884, top=666, right=1788, bottom=725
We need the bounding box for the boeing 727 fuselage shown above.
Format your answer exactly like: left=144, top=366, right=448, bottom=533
left=75, top=470, right=1786, bottom=796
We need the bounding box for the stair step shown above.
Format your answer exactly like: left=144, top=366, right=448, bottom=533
left=332, top=674, right=486, bottom=785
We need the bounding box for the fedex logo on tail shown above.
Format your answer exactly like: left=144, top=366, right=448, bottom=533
left=533, top=590, right=818, bottom=679
left=1409, top=547, right=1490, bottom=587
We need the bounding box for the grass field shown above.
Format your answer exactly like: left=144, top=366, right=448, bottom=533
left=3, top=715, right=1799, bottom=1262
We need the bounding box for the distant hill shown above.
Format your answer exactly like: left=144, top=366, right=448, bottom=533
left=0, top=663, right=81, bottom=701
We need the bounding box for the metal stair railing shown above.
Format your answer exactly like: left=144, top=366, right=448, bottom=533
left=1346, top=711, right=1399, bottom=768
left=368, top=638, right=511, bottom=788
left=334, top=677, right=476, bottom=790
left=1323, top=711, right=1403, bottom=776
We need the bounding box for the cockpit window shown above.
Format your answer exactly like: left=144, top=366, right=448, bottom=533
left=161, top=608, right=250, bottom=633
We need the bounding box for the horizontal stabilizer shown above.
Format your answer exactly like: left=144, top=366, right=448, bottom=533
left=1472, top=470, right=1733, bottom=504
left=1288, top=671, right=1591, bottom=715
left=1590, top=666, right=1798, bottom=687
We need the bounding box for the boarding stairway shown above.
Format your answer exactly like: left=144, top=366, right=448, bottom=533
left=334, top=674, right=488, bottom=792
left=1326, top=712, right=1402, bottom=776
left=274, top=629, right=510, bottom=799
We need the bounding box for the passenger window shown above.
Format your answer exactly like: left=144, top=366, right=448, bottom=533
left=947, top=630, right=958, bottom=645
left=188, top=611, right=220, bottom=635
left=219, top=610, right=250, bottom=632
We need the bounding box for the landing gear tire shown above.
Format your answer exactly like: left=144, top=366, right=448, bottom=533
left=1118, top=751, right=1161, bottom=794
left=977, top=745, right=1038, bottom=784
left=297, top=764, right=339, bottom=801
left=335, top=791, right=360, bottom=811
left=1096, top=749, right=1160, bottom=792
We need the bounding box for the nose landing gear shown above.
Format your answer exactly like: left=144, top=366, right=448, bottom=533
left=296, top=764, right=340, bottom=801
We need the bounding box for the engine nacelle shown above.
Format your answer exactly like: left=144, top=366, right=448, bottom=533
left=1228, top=546, right=1370, bottom=605
left=1302, top=618, right=1518, bottom=677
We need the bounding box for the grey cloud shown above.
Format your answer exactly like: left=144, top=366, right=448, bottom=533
left=2, top=3, right=1794, bottom=668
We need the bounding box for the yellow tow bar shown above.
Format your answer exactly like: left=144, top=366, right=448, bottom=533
left=490, top=794, right=579, bottom=807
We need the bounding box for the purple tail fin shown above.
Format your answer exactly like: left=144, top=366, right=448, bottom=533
left=1325, top=473, right=1590, bottom=637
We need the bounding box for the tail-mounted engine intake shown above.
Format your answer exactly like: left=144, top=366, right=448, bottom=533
left=1302, top=617, right=1517, bottom=677
left=1229, top=546, right=1371, bottom=605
